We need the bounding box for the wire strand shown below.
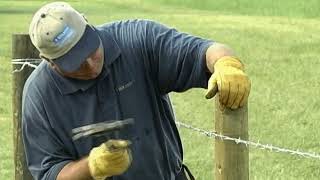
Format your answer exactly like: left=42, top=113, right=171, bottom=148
left=176, top=121, right=320, bottom=160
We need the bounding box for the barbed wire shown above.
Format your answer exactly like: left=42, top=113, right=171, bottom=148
left=11, top=60, right=320, bottom=161
left=12, top=59, right=41, bottom=73
left=176, top=121, right=320, bottom=160
left=12, top=62, right=38, bottom=73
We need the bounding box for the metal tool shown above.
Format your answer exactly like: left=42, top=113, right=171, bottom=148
left=71, top=118, right=135, bottom=141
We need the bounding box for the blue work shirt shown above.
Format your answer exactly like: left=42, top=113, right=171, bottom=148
left=22, top=19, right=213, bottom=180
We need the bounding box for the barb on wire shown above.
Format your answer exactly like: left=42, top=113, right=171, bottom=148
left=12, top=62, right=38, bottom=73
left=12, top=59, right=40, bottom=73
left=176, top=121, right=320, bottom=160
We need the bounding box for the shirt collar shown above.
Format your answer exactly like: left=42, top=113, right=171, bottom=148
left=48, top=26, right=121, bottom=95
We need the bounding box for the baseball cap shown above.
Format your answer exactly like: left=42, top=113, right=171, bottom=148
left=29, top=2, right=100, bottom=72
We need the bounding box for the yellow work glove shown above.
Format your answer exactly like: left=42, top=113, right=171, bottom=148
left=88, top=139, right=132, bottom=180
left=206, top=56, right=251, bottom=109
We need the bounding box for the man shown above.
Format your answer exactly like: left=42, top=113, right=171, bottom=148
left=22, top=2, right=250, bottom=180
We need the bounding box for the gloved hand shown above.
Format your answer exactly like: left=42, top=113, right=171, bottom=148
left=88, top=139, right=132, bottom=180
left=206, top=56, right=251, bottom=109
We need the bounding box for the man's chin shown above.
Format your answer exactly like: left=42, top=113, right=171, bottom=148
left=82, top=73, right=100, bottom=80
left=67, top=72, right=100, bottom=80
left=85, top=70, right=104, bottom=80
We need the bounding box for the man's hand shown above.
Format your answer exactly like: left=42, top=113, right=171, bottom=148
left=206, top=56, right=251, bottom=109
left=88, top=139, right=132, bottom=180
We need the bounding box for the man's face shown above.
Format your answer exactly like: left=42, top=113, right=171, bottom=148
left=52, top=42, right=105, bottom=80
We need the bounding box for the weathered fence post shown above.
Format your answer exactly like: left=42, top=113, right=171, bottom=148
left=215, top=96, right=249, bottom=180
left=12, top=34, right=40, bottom=180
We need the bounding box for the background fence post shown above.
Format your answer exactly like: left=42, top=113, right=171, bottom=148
left=12, top=34, right=39, bottom=180
left=214, top=96, right=249, bottom=180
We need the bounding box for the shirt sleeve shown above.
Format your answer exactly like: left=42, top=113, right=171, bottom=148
left=22, top=84, right=72, bottom=180
left=144, top=20, right=214, bottom=94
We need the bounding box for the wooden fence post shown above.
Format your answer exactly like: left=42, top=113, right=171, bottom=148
left=12, top=34, right=40, bottom=180
left=214, top=96, right=249, bottom=180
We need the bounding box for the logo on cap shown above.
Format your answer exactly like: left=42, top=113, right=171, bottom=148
left=53, top=25, right=75, bottom=46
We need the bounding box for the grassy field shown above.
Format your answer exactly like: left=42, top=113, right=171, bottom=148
left=1, top=0, right=320, bottom=179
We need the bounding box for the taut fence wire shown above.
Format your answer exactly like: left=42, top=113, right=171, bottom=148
left=176, top=121, right=320, bottom=160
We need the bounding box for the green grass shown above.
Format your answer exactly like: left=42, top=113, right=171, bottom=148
left=1, top=0, right=320, bottom=179
left=156, top=0, right=320, bottom=19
